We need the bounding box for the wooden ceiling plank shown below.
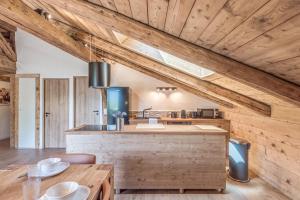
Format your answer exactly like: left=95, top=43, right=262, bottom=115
left=59, top=23, right=271, bottom=115
left=113, top=0, right=132, bottom=17
left=180, top=0, right=227, bottom=43
left=0, top=0, right=94, bottom=62
left=99, top=0, right=117, bottom=11
left=0, top=33, right=16, bottom=62
left=164, top=0, right=195, bottom=37
left=87, top=0, right=102, bottom=6
left=42, top=0, right=300, bottom=106
left=262, top=56, right=300, bottom=85
left=148, top=0, right=169, bottom=30
left=196, top=0, right=269, bottom=48
left=230, top=14, right=300, bottom=66
left=214, top=0, right=300, bottom=55
left=128, top=0, right=148, bottom=24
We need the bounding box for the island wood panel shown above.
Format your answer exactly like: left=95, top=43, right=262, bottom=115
left=74, top=76, right=101, bottom=127
left=66, top=133, right=226, bottom=190
left=44, top=79, right=69, bottom=148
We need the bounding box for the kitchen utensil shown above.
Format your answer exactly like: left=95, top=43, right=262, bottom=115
left=170, top=112, right=177, bottom=118
left=180, top=110, right=187, bottom=118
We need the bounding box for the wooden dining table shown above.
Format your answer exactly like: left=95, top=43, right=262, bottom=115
left=0, top=164, right=114, bottom=200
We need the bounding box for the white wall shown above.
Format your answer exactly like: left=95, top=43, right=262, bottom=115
left=0, top=81, right=10, bottom=140
left=16, top=29, right=217, bottom=148
left=18, top=78, right=36, bottom=148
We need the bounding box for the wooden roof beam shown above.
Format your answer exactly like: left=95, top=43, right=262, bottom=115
left=0, top=32, right=16, bottom=62
left=0, top=0, right=96, bottom=62
left=43, top=0, right=300, bottom=106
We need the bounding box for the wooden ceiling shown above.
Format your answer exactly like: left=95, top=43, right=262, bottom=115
left=20, top=0, right=300, bottom=85
left=1, top=0, right=300, bottom=116
left=83, top=0, right=300, bottom=85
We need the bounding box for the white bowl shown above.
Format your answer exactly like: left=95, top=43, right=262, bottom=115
left=45, top=181, right=79, bottom=200
left=37, top=158, right=61, bottom=172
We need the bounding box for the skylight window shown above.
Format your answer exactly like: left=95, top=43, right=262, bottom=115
left=112, top=31, right=214, bottom=79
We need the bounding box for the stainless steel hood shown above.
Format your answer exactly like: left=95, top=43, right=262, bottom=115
left=88, top=62, right=110, bottom=88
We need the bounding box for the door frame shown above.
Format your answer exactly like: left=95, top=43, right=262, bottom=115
left=11, top=74, right=40, bottom=149
left=43, top=78, right=69, bottom=148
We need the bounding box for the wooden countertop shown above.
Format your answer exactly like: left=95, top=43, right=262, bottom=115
left=66, top=124, right=227, bottom=135
left=130, top=117, right=228, bottom=122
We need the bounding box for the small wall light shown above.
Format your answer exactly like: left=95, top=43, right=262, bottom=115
left=156, top=87, right=177, bottom=92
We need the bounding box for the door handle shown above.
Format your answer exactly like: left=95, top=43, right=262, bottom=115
left=45, top=112, right=51, bottom=117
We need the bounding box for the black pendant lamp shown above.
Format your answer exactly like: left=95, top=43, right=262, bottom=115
left=88, top=35, right=111, bottom=88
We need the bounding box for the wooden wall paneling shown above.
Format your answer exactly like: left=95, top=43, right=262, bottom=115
left=148, top=0, right=169, bottom=30
left=180, top=0, right=227, bottom=43
left=74, top=76, right=101, bottom=127
left=229, top=14, right=300, bottom=67
left=42, top=0, right=300, bottom=106
left=164, top=0, right=195, bottom=37
left=113, top=0, right=132, bottom=18
left=196, top=0, right=269, bottom=48
left=221, top=106, right=300, bottom=200
left=128, top=0, right=148, bottom=24
left=44, top=79, right=69, bottom=148
left=99, top=0, right=117, bottom=11
left=213, top=0, right=300, bottom=55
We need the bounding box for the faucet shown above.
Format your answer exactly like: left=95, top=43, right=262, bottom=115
left=142, top=106, right=152, bottom=119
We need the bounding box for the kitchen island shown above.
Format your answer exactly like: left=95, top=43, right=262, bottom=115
left=66, top=124, right=228, bottom=192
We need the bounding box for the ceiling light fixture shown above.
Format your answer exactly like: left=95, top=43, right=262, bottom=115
left=156, top=87, right=177, bottom=92
left=88, top=35, right=111, bottom=88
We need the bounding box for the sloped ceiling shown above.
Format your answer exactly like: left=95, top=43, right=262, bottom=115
left=2, top=0, right=300, bottom=115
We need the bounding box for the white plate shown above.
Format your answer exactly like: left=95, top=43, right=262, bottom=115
left=29, top=162, right=70, bottom=178
left=39, top=185, right=90, bottom=200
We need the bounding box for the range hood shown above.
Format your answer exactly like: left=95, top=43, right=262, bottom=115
left=88, top=62, right=111, bottom=88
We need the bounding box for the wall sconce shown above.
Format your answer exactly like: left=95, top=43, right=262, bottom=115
left=156, top=87, right=177, bottom=92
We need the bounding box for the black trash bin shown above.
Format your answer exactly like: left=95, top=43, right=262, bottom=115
left=229, top=137, right=251, bottom=182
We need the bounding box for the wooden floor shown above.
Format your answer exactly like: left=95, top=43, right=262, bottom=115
left=0, top=139, right=290, bottom=200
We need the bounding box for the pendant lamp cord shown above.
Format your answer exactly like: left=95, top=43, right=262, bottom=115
left=89, top=35, right=92, bottom=62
